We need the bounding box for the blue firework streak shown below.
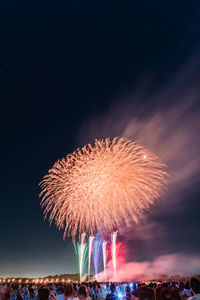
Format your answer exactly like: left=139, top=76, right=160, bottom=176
left=92, top=235, right=103, bottom=280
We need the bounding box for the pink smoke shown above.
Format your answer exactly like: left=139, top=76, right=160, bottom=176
left=97, top=253, right=200, bottom=281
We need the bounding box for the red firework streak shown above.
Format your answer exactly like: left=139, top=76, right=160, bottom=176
left=110, top=232, right=121, bottom=282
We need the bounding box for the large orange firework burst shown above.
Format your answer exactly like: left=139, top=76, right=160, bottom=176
left=40, top=137, right=168, bottom=239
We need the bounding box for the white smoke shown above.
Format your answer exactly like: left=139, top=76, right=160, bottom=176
left=78, top=57, right=200, bottom=207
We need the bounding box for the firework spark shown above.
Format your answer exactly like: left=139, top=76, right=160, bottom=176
left=40, top=137, right=168, bottom=239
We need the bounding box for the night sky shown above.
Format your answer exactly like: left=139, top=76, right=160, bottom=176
left=1, top=1, right=200, bottom=278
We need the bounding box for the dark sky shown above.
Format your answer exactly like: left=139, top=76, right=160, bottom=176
left=1, top=1, right=200, bottom=277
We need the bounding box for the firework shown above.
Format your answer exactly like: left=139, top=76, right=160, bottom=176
left=88, top=236, right=94, bottom=281
left=111, top=232, right=121, bottom=281
left=92, top=235, right=102, bottom=280
left=102, top=241, right=107, bottom=281
left=40, top=137, right=168, bottom=239
left=74, top=233, right=88, bottom=281
left=111, top=232, right=117, bottom=281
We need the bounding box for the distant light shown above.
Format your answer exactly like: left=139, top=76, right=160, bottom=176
left=143, top=155, right=147, bottom=159
left=118, top=293, right=123, bottom=298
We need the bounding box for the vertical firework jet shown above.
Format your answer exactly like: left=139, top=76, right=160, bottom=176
left=40, top=137, right=168, bottom=240
left=102, top=241, right=107, bottom=281
left=88, top=236, right=94, bottom=281
left=75, top=233, right=88, bottom=281
left=111, top=232, right=119, bottom=282
left=92, top=235, right=102, bottom=280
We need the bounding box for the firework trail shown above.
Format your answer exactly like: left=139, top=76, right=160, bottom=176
left=74, top=233, right=88, bottom=281
left=111, top=232, right=118, bottom=281
left=40, top=137, right=168, bottom=239
left=88, top=236, right=94, bottom=281
left=102, top=241, right=107, bottom=281
left=92, top=235, right=102, bottom=280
